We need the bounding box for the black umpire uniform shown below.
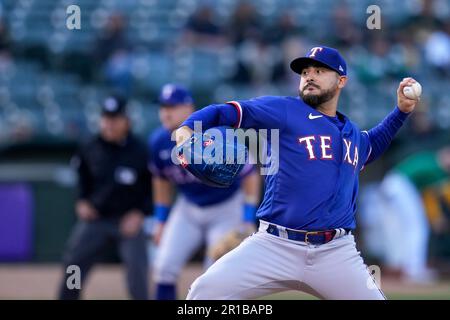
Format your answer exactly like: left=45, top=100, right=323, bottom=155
left=58, top=96, right=151, bottom=300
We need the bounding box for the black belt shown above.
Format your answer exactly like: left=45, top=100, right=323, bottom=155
left=264, top=223, right=351, bottom=245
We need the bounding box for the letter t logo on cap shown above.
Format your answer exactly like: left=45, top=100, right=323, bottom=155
left=309, top=47, right=323, bottom=57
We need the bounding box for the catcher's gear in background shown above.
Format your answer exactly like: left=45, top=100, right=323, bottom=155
left=207, top=226, right=255, bottom=261
left=176, top=126, right=248, bottom=188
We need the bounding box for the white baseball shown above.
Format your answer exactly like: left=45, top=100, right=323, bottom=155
left=403, top=82, right=422, bottom=100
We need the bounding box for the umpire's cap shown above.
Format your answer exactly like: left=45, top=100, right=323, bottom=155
left=101, top=95, right=128, bottom=117
left=158, top=84, right=193, bottom=106
left=290, top=46, right=347, bottom=76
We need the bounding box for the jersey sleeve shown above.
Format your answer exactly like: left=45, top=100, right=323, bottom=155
left=226, top=96, right=288, bottom=130
left=363, top=106, right=410, bottom=165
left=359, top=130, right=372, bottom=169
left=181, top=96, right=287, bottom=131
left=147, top=134, right=167, bottom=179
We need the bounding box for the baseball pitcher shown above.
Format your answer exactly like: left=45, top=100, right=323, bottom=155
left=175, top=46, right=419, bottom=300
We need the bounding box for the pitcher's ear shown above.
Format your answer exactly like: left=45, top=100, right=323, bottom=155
left=338, top=76, right=348, bottom=89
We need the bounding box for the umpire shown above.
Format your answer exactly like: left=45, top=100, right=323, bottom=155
left=58, top=95, right=151, bottom=300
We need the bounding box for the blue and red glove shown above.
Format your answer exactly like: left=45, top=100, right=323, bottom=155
left=176, top=126, right=248, bottom=188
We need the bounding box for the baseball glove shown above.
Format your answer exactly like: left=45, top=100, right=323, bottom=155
left=176, top=126, right=248, bottom=188
left=207, top=227, right=255, bottom=261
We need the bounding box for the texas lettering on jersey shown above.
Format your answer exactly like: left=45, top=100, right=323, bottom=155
left=298, top=135, right=359, bottom=167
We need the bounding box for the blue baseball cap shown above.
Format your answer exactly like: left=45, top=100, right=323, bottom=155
left=158, top=84, right=193, bottom=106
left=290, top=46, right=347, bottom=76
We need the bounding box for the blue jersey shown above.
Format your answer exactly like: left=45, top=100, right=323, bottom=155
left=227, top=96, right=371, bottom=230
left=182, top=96, right=409, bottom=230
left=148, top=126, right=253, bottom=207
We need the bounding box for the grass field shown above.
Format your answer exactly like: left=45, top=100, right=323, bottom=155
left=0, top=263, right=449, bottom=300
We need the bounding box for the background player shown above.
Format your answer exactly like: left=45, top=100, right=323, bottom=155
left=175, top=46, right=419, bottom=300
left=362, top=147, right=450, bottom=283
left=148, top=84, right=261, bottom=300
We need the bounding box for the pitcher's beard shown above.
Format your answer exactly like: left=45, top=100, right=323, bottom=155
left=299, top=86, right=337, bottom=107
